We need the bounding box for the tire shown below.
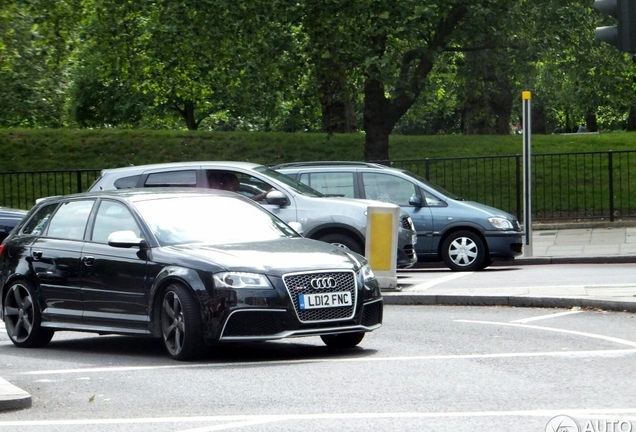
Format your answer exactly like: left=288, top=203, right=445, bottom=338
left=441, top=230, right=487, bottom=272
left=160, top=283, right=204, bottom=361
left=318, top=233, right=364, bottom=255
left=3, top=280, right=54, bottom=348
left=320, top=332, right=365, bottom=348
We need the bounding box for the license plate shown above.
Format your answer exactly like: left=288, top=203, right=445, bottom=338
left=299, top=292, right=352, bottom=310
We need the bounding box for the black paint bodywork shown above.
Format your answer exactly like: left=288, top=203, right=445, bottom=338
left=0, top=189, right=383, bottom=345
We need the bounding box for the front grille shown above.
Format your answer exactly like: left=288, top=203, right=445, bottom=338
left=400, top=215, right=415, bottom=231
left=222, top=310, right=286, bottom=337
left=403, top=244, right=416, bottom=259
left=283, top=271, right=357, bottom=323
left=361, top=301, right=383, bottom=327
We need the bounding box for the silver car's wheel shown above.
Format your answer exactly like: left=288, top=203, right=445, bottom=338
left=441, top=230, right=487, bottom=271
left=3, top=281, right=54, bottom=347
left=161, top=283, right=204, bottom=361
left=318, top=233, right=364, bottom=255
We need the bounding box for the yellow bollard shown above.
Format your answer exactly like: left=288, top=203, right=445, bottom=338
left=365, top=203, right=399, bottom=290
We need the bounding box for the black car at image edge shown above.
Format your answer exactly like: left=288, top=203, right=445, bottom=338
left=0, top=188, right=383, bottom=360
left=0, top=206, right=28, bottom=243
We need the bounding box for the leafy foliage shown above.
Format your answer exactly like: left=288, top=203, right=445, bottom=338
left=1, top=0, right=635, bottom=159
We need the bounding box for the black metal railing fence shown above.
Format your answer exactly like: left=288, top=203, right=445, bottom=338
left=0, top=169, right=101, bottom=210
left=1, top=151, right=635, bottom=223
left=381, top=150, right=636, bottom=222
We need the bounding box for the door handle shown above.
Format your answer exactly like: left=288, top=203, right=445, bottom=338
left=31, top=250, right=43, bottom=260
left=82, top=256, right=95, bottom=266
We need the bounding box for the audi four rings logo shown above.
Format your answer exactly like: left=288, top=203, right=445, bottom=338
left=310, top=277, right=337, bottom=289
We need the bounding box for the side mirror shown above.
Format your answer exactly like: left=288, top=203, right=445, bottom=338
left=108, top=230, right=147, bottom=248
left=265, top=190, right=289, bottom=207
left=409, top=195, right=423, bottom=207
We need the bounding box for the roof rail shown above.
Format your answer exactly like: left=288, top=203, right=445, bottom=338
left=271, top=161, right=387, bottom=169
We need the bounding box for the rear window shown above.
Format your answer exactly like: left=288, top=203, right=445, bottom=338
left=113, top=175, right=141, bottom=189
left=144, top=171, right=197, bottom=187
left=22, top=203, right=58, bottom=236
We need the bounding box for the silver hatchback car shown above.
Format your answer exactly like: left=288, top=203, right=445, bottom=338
left=88, top=161, right=418, bottom=269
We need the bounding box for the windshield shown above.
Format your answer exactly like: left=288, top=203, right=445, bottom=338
left=133, top=195, right=300, bottom=246
left=256, top=166, right=325, bottom=197
left=401, top=169, right=461, bottom=200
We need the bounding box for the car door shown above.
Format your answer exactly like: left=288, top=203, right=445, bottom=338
left=28, top=199, right=95, bottom=324
left=359, top=172, right=434, bottom=255
left=81, top=199, right=151, bottom=331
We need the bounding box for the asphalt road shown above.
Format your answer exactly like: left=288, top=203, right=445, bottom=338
left=398, top=262, right=636, bottom=291
left=1, top=304, right=635, bottom=432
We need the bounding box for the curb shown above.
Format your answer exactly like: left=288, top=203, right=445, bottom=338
left=408, top=255, right=636, bottom=269
left=382, top=293, right=636, bottom=313
left=0, top=377, right=31, bottom=412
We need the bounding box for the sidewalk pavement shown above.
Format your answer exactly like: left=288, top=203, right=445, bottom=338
left=2, top=225, right=636, bottom=412
left=384, top=225, right=636, bottom=313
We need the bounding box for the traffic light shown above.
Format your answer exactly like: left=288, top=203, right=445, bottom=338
left=594, top=0, right=636, bottom=53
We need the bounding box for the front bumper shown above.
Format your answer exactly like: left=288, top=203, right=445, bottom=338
left=484, top=231, right=524, bottom=259
left=218, top=298, right=383, bottom=341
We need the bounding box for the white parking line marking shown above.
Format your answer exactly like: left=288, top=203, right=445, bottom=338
left=15, top=348, right=636, bottom=376
left=456, top=319, right=636, bottom=348
left=511, top=310, right=583, bottom=323
left=407, top=271, right=473, bottom=290
left=1, top=409, right=636, bottom=428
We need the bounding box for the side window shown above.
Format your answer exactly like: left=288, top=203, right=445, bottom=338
left=45, top=200, right=94, bottom=240
left=144, top=170, right=197, bottom=187
left=304, top=172, right=354, bottom=198
left=206, top=170, right=275, bottom=200
left=361, top=173, right=416, bottom=206
left=113, top=175, right=141, bottom=189
left=422, top=189, right=446, bottom=207
left=22, top=203, right=58, bottom=235
left=91, top=200, right=141, bottom=244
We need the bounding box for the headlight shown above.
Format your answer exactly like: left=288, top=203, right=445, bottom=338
left=488, top=217, right=514, bottom=229
left=360, top=263, right=380, bottom=296
left=361, top=263, right=375, bottom=283
left=213, top=272, right=273, bottom=289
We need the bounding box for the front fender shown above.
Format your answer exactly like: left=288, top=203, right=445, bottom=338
left=148, top=266, right=213, bottom=335
left=303, top=222, right=366, bottom=245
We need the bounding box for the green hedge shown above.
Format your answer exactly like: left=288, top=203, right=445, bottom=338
left=1, top=128, right=634, bottom=171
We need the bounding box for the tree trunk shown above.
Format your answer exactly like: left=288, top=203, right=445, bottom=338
left=183, top=101, right=198, bottom=130
left=363, top=78, right=394, bottom=162
left=532, top=102, right=547, bottom=134
left=585, top=113, right=598, bottom=132
left=461, top=50, right=513, bottom=135
left=173, top=100, right=198, bottom=130
left=316, top=61, right=357, bottom=133
left=360, top=4, right=468, bottom=160
left=627, top=108, right=636, bottom=131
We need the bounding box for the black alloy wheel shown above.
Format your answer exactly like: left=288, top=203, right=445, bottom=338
left=320, top=331, right=365, bottom=348
left=160, top=283, right=204, bottom=361
left=3, top=280, right=54, bottom=348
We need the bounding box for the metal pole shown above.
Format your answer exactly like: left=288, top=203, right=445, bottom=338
left=522, top=91, right=533, bottom=257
